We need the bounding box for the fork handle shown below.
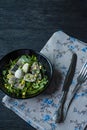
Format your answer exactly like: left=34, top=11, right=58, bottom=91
left=63, top=83, right=81, bottom=119
left=55, top=84, right=80, bottom=123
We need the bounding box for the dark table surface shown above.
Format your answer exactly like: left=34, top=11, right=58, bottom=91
left=0, top=0, right=87, bottom=130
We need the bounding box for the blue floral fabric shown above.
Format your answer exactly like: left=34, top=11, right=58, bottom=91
left=2, top=31, right=87, bottom=130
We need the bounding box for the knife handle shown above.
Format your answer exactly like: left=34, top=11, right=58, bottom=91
left=56, top=91, right=67, bottom=123
left=63, top=83, right=80, bottom=121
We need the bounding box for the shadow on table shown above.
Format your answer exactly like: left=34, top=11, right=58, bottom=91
left=43, top=68, right=63, bottom=95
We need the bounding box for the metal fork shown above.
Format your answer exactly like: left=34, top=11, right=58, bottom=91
left=57, top=60, right=87, bottom=122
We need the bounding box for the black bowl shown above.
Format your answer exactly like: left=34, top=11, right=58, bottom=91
left=0, top=49, right=53, bottom=99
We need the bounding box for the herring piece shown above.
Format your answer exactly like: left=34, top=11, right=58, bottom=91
left=17, top=55, right=29, bottom=65
left=10, top=64, right=19, bottom=74
left=22, top=63, right=29, bottom=73
left=15, top=69, right=24, bottom=79
left=31, top=62, right=40, bottom=74
left=24, top=73, right=36, bottom=82
left=8, top=76, right=16, bottom=85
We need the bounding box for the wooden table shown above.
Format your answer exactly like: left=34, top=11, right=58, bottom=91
left=0, top=0, right=87, bottom=130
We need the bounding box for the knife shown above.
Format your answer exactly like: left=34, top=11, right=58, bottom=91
left=56, top=53, right=77, bottom=123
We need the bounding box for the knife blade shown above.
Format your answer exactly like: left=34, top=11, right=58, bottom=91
left=56, top=53, right=77, bottom=123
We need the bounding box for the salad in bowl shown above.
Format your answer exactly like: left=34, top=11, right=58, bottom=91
left=0, top=49, right=53, bottom=98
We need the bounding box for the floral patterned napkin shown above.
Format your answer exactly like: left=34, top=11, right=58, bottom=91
left=2, top=31, right=87, bottom=130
